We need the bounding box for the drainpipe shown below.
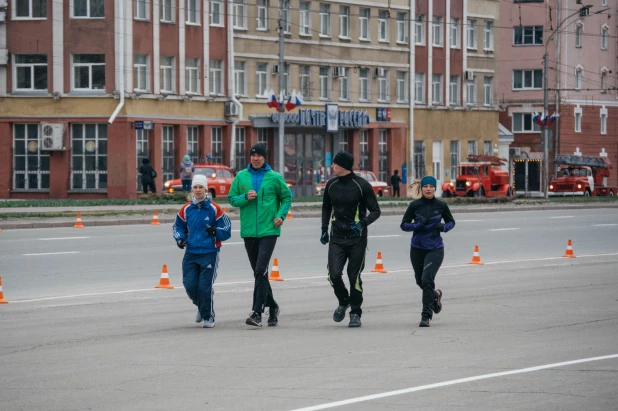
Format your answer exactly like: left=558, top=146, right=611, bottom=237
left=408, top=0, right=415, bottom=191
left=227, top=0, right=243, bottom=167
left=108, top=0, right=124, bottom=124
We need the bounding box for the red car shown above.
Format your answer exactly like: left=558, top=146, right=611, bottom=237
left=163, top=164, right=236, bottom=199
left=315, top=170, right=390, bottom=197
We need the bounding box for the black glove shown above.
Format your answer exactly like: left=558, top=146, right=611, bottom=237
left=320, top=231, right=329, bottom=245
left=176, top=238, right=187, bottom=249
left=415, top=214, right=427, bottom=227
left=206, top=225, right=217, bottom=236
left=437, top=223, right=445, bottom=232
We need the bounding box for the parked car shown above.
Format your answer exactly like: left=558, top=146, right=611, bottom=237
left=315, top=170, right=390, bottom=197
left=163, top=164, right=236, bottom=198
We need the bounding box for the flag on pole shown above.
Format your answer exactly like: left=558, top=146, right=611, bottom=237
left=266, top=89, right=279, bottom=109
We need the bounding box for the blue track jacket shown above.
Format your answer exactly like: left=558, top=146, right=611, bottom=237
left=172, top=199, right=232, bottom=254
left=400, top=196, right=455, bottom=250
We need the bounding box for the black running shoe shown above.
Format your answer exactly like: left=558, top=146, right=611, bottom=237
left=433, top=289, right=443, bottom=314
left=333, top=304, right=350, bottom=322
left=246, top=312, right=262, bottom=327
left=348, top=313, right=362, bottom=328
left=419, top=316, right=431, bottom=327
left=267, top=306, right=280, bottom=327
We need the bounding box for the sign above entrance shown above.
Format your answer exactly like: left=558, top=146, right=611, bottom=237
left=134, top=120, right=154, bottom=130
left=270, top=107, right=370, bottom=130
left=376, top=107, right=392, bottom=122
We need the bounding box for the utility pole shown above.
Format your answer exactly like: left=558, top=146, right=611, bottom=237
left=277, top=16, right=285, bottom=176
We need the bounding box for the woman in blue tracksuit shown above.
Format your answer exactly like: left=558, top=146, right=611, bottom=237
left=400, top=176, right=455, bottom=328
left=172, top=174, right=232, bottom=328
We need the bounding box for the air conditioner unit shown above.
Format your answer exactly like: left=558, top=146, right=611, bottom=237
left=333, top=67, right=347, bottom=78
left=40, top=123, right=65, bottom=150
left=224, top=101, right=239, bottom=117
left=509, top=147, right=521, bottom=157
left=464, top=70, right=474, bottom=81
left=272, top=65, right=280, bottom=75
left=373, top=67, right=385, bottom=77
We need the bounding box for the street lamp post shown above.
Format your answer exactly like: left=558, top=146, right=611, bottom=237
left=542, top=5, right=592, bottom=199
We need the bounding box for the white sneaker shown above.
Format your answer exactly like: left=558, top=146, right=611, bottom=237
left=195, top=309, right=203, bottom=323
left=202, top=320, right=215, bottom=328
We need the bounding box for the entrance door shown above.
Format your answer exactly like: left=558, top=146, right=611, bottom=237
left=284, top=133, right=325, bottom=197
left=432, top=141, right=443, bottom=196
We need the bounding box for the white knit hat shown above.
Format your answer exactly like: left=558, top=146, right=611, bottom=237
left=191, top=174, right=208, bottom=188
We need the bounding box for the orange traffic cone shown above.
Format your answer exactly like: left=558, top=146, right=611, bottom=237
left=223, top=207, right=228, bottom=213
left=562, top=239, right=576, bottom=258
left=155, top=264, right=174, bottom=289
left=150, top=210, right=161, bottom=225
left=268, top=258, right=284, bottom=281
left=468, top=245, right=484, bottom=265
left=73, top=213, right=85, bottom=228
left=0, top=276, right=8, bottom=304
left=286, top=210, right=293, bottom=219
left=371, top=252, right=387, bottom=273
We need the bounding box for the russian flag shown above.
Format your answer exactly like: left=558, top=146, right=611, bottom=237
left=547, top=112, right=559, bottom=127
left=532, top=112, right=544, bottom=127
left=266, top=89, right=279, bottom=109
left=285, top=90, right=304, bottom=112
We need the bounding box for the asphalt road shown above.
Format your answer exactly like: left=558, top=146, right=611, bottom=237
left=1, top=210, right=617, bottom=410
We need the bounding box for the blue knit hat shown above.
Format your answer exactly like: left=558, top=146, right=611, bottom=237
left=420, top=176, right=437, bottom=188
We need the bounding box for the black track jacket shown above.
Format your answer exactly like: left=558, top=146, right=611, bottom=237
left=321, top=172, right=381, bottom=238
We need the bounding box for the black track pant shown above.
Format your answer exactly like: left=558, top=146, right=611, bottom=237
left=328, top=236, right=367, bottom=317
left=244, top=236, right=278, bottom=313
left=392, top=186, right=400, bottom=197
left=410, top=247, right=444, bottom=319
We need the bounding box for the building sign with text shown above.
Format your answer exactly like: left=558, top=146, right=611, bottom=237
left=271, top=107, right=370, bottom=129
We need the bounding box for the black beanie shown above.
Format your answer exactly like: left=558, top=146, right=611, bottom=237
left=333, top=151, right=354, bottom=171
left=250, top=143, right=268, bottom=158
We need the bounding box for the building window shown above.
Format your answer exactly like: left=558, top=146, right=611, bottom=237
left=186, top=58, right=199, bottom=94
left=450, top=18, right=460, bottom=48
left=432, top=73, right=442, bottom=104
left=378, top=130, right=387, bottom=182
left=359, top=8, right=370, bottom=40
left=449, top=141, right=459, bottom=180
left=575, top=23, right=583, bottom=48
left=187, top=126, right=199, bottom=163
left=256, top=63, right=268, bottom=97
left=185, top=0, right=199, bottom=24
left=160, top=56, right=174, bottom=93
left=575, top=68, right=582, bottom=90
left=513, top=69, right=542, bottom=90
left=279, top=0, right=291, bottom=33
left=414, top=140, right=426, bottom=179
left=378, top=70, right=389, bottom=102
left=134, top=0, right=148, bottom=20
left=234, top=61, right=246, bottom=96
left=513, top=26, right=543, bottom=45
left=414, top=15, right=425, bottom=45
left=283, top=64, right=290, bottom=93
left=415, top=72, right=425, bottom=104
left=432, top=16, right=443, bottom=46
left=14, top=0, right=47, bottom=18
left=466, top=81, right=476, bottom=106
left=257, top=128, right=268, bottom=148
left=601, top=26, right=608, bottom=50
left=300, top=65, right=311, bottom=98
left=211, top=127, right=222, bottom=163
left=209, top=60, right=223, bottom=95
left=397, top=12, right=408, bottom=43
left=136, top=129, right=149, bottom=190
left=512, top=113, right=541, bottom=132
left=233, top=0, right=246, bottom=28
left=134, top=54, right=149, bottom=92
left=235, top=128, right=246, bottom=170
left=467, top=140, right=478, bottom=155
left=338, top=130, right=349, bottom=152
left=483, top=76, right=492, bottom=106
left=467, top=19, right=476, bottom=49
left=257, top=0, right=268, bottom=30
left=601, top=70, right=608, bottom=93
left=161, top=125, right=174, bottom=182
left=71, top=124, right=108, bottom=190
left=14, top=54, right=48, bottom=91
left=72, top=54, right=105, bottom=91
left=339, top=6, right=350, bottom=38
left=483, top=141, right=492, bottom=156
left=319, top=66, right=329, bottom=100
left=449, top=75, right=460, bottom=105
left=353, top=68, right=367, bottom=101
left=13, top=124, right=50, bottom=190
left=319, top=4, right=331, bottom=36
left=483, top=21, right=493, bottom=49
left=73, top=0, right=104, bottom=18
left=397, top=71, right=407, bottom=103
left=359, top=130, right=369, bottom=170
left=210, top=0, right=223, bottom=26
left=161, top=0, right=174, bottom=22
left=339, top=69, right=349, bottom=101
left=378, top=10, right=389, bottom=42
left=299, top=2, right=310, bottom=35
left=575, top=112, right=582, bottom=133
left=601, top=111, right=607, bottom=134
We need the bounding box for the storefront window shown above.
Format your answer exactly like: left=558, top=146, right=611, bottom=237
left=71, top=123, right=108, bottom=190
left=378, top=129, right=387, bottom=181
left=211, top=127, right=222, bottom=163
left=13, top=124, right=50, bottom=190
left=161, top=125, right=174, bottom=182
left=136, top=129, right=149, bottom=191
left=235, top=128, right=246, bottom=170
left=414, top=140, right=426, bottom=179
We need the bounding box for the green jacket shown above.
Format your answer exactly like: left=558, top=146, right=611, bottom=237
left=228, top=164, right=292, bottom=238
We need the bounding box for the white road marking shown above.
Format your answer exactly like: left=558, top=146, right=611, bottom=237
left=594, top=224, right=618, bottom=227
left=38, top=237, right=90, bottom=241
left=22, top=251, right=81, bottom=256
left=288, top=354, right=618, bottom=411
left=368, top=235, right=401, bottom=238
left=488, top=228, right=520, bottom=232
left=551, top=216, right=574, bottom=219
left=455, top=219, right=483, bottom=222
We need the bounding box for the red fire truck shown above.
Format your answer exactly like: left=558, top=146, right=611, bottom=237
left=441, top=155, right=513, bottom=198
left=548, top=155, right=615, bottom=196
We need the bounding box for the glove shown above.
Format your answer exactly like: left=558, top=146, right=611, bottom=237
left=176, top=238, right=186, bottom=249
left=206, top=225, right=217, bottom=236
left=349, top=222, right=363, bottom=233
left=437, top=223, right=445, bottom=232
left=320, top=231, right=329, bottom=245
left=415, top=214, right=427, bottom=227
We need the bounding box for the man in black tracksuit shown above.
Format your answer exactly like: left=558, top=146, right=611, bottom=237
left=320, top=151, right=381, bottom=328
left=401, top=175, right=455, bottom=327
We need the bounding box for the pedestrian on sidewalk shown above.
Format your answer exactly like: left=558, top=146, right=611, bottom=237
left=173, top=174, right=232, bottom=328
left=400, top=175, right=455, bottom=327
left=180, top=155, right=195, bottom=192
left=390, top=169, right=402, bottom=197
left=228, top=143, right=292, bottom=327
left=320, top=151, right=381, bottom=328
left=139, top=158, right=157, bottom=194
